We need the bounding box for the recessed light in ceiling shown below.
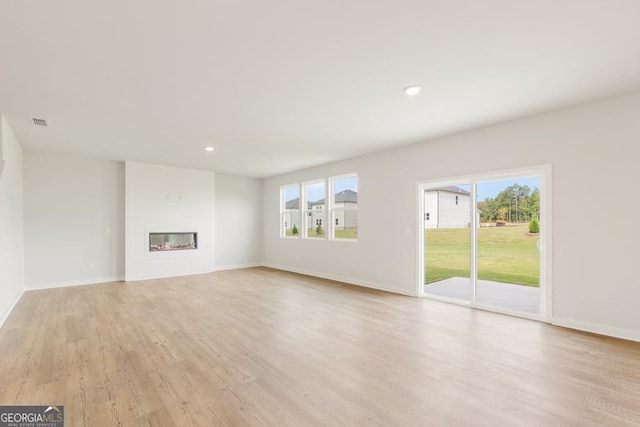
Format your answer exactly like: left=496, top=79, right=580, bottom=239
left=404, top=85, right=422, bottom=96
left=205, top=146, right=215, bottom=152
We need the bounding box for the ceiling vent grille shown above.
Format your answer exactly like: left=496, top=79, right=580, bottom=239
left=32, top=118, right=48, bottom=127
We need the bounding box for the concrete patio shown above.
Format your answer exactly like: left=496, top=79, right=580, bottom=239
left=424, top=277, right=540, bottom=314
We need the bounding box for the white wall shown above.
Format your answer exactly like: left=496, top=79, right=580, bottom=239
left=125, top=162, right=215, bottom=281
left=0, top=116, right=24, bottom=326
left=263, top=90, right=640, bottom=341
left=24, top=152, right=124, bottom=289
left=21, top=158, right=261, bottom=289
left=215, top=173, right=262, bottom=269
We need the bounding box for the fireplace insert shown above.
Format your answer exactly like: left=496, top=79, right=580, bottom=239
left=149, top=232, right=197, bottom=251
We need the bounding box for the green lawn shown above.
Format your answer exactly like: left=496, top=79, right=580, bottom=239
left=285, top=228, right=357, bottom=239
left=425, top=226, right=539, bottom=287
left=335, top=228, right=357, bottom=239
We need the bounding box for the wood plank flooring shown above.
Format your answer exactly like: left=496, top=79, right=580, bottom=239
left=1, top=267, right=639, bottom=426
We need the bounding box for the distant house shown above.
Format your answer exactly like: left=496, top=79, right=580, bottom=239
left=308, top=189, right=357, bottom=230
left=424, top=186, right=474, bottom=228
left=283, top=189, right=358, bottom=233
left=283, top=197, right=302, bottom=231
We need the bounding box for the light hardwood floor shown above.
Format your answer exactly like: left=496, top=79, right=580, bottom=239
left=1, top=267, right=639, bottom=426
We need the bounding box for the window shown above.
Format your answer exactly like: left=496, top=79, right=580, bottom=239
left=280, top=174, right=358, bottom=242
left=280, top=184, right=300, bottom=238
left=330, top=174, right=358, bottom=240
left=304, top=180, right=326, bottom=239
left=456, top=195, right=459, bottom=205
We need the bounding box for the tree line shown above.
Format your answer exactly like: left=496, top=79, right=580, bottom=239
left=477, top=184, right=539, bottom=223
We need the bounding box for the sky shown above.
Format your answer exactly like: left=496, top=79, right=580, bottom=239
left=476, top=177, right=540, bottom=200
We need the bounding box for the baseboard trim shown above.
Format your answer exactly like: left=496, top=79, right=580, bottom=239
left=552, top=317, right=640, bottom=343
left=125, top=270, right=215, bottom=282
left=0, top=287, right=25, bottom=328
left=261, top=263, right=417, bottom=297
left=27, top=276, right=125, bottom=290
left=215, top=263, right=263, bottom=271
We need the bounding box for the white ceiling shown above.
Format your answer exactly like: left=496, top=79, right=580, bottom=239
left=2, top=1, right=640, bottom=178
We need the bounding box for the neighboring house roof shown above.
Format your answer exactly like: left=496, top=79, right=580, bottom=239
left=336, top=189, right=358, bottom=203
left=429, top=186, right=470, bottom=196
left=309, top=189, right=358, bottom=205
left=285, top=197, right=301, bottom=209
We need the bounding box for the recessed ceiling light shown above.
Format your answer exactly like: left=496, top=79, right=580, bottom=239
left=205, top=146, right=215, bottom=152
left=404, top=85, right=422, bottom=96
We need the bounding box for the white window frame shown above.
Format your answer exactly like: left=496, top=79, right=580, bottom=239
left=302, top=179, right=326, bottom=240
left=280, top=183, right=301, bottom=239
left=329, top=173, right=358, bottom=241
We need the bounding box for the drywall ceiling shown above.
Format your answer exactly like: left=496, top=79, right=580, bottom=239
left=2, top=0, right=640, bottom=178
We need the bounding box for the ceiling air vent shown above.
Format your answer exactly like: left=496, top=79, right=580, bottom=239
left=32, top=118, right=48, bottom=127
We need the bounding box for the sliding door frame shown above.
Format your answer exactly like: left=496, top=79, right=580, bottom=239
left=416, top=165, right=552, bottom=322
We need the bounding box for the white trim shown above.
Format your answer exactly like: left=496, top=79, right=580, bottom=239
left=0, top=287, right=25, bottom=328
left=215, top=263, right=263, bottom=271
left=416, top=181, right=425, bottom=297
left=470, top=182, right=477, bottom=305
left=209, top=173, right=216, bottom=273
left=262, top=262, right=417, bottom=297
left=27, top=276, right=124, bottom=290
left=280, top=182, right=301, bottom=238
left=552, top=317, right=640, bottom=343
left=540, top=164, right=553, bottom=321
left=124, top=270, right=213, bottom=282
left=328, top=172, right=358, bottom=182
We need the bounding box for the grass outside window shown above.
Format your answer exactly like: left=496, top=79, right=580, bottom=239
left=425, top=225, right=539, bottom=287
left=285, top=228, right=357, bottom=239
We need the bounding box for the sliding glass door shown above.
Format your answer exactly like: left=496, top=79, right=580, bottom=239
left=420, top=168, right=549, bottom=319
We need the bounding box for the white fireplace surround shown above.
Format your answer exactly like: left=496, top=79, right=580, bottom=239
left=125, top=162, right=215, bottom=281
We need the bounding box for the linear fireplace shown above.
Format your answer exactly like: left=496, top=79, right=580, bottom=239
left=149, top=232, right=198, bottom=251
